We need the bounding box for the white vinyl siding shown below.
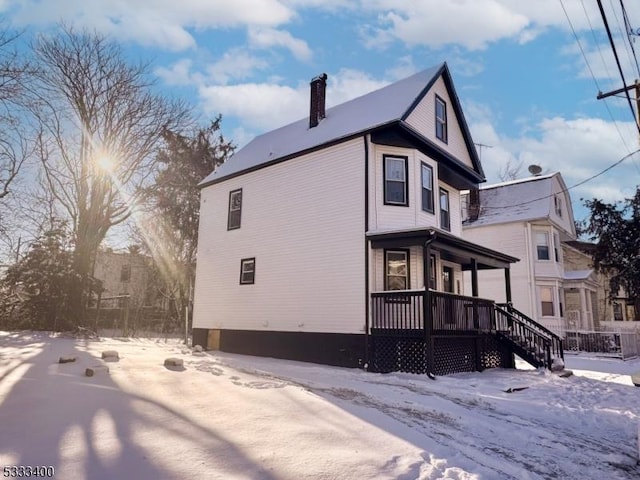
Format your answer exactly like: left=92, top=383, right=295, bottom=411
left=405, top=76, right=474, bottom=170
left=462, top=222, right=533, bottom=317
left=371, top=145, right=462, bottom=236
left=193, top=138, right=365, bottom=335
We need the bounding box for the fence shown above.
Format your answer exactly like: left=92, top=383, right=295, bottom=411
left=564, top=330, right=640, bottom=359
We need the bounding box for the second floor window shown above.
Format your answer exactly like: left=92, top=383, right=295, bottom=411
left=228, top=189, right=242, bottom=230
left=383, top=155, right=408, bottom=206
left=440, top=188, right=450, bottom=231
left=536, top=232, right=550, bottom=260
left=435, top=96, right=447, bottom=143
left=421, top=163, right=434, bottom=213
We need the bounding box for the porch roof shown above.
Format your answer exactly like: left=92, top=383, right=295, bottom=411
left=367, top=227, right=519, bottom=270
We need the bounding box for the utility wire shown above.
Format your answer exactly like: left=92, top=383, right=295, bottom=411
left=563, top=0, right=634, bottom=159
left=619, top=0, right=640, bottom=77
left=597, top=0, right=640, bottom=134
left=476, top=148, right=640, bottom=210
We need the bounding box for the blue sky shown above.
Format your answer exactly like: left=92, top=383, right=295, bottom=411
left=3, top=0, right=640, bottom=224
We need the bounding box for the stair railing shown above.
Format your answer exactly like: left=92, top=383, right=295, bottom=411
left=495, top=303, right=564, bottom=369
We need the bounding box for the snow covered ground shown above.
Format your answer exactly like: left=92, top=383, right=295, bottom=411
left=0, top=331, right=639, bottom=480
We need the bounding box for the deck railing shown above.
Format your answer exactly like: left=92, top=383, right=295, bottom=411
left=371, top=289, right=496, bottom=335
left=371, top=290, right=424, bottom=334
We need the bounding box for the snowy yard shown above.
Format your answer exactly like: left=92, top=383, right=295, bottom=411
left=0, top=331, right=639, bottom=479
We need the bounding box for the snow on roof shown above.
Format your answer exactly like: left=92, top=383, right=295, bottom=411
left=564, top=269, right=594, bottom=281
left=200, top=63, right=445, bottom=186
left=463, top=173, right=559, bottom=228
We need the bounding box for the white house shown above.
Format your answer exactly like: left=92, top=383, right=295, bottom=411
left=193, top=64, right=564, bottom=375
left=461, top=173, right=578, bottom=337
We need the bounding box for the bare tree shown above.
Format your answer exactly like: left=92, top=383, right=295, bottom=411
left=498, top=159, right=523, bottom=182
left=29, top=26, right=191, bottom=322
left=0, top=26, right=33, bottom=200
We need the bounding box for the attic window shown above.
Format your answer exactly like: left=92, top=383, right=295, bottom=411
left=554, top=195, right=563, bottom=217
left=435, top=96, right=447, bottom=143
left=227, top=189, right=242, bottom=230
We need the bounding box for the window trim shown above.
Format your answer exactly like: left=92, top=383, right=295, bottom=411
left=540, top=286, right=555, bottom=317
left=383, top=155, right=409, bottom=206
left=384, top=248, right=410, bottom=291
left=239, top=257, right=255, bottom=285
left=421, top=162, right=434, bottom=213
left=439, top=187, right=450, bottom=231
left=227, top=188, right=243, bottom=231
left=435, top=95, right=448, bottom=143
left=535, top=231, right=550, bottom=261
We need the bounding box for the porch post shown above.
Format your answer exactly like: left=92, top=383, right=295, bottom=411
left=423, top=236, right=435, bottom=377
left=471, top=258, right=478, bottom=297
left=504, top=268, right=512, bottom=304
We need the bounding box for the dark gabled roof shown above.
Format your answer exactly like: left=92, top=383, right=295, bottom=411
left=200, top=62, right=483, bottom=187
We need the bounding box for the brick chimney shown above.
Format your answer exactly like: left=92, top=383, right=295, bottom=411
left=309, top=73, right=327, bottom=128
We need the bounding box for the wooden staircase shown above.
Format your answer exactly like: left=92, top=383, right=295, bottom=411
left=493, top=303, right=564, bottom=370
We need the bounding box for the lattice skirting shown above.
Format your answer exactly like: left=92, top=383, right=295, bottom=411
left=369, top=333, right=513, bottom=375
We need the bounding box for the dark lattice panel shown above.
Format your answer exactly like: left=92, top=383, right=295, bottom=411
left=433, top=337, right=476, bottom=375
left=479, top=333, right=514, bottom=370
left=369, top=336, right=427, bottom=374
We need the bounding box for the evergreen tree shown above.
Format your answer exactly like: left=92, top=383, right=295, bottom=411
left=583, top=187, right=640, bottom=318
left=141, top=118, right=234, bottom=326
left=1, top=223, right=81, bottom=330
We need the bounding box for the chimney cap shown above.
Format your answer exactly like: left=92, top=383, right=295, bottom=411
left=311, top=73, right=327, bottom=83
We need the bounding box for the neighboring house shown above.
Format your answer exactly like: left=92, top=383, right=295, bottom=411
left=193, top=63, right=564, bottom=375
left=461, top=173, right=577, bottom=337
left=92, top=250, right=155, bottom=309
left=563, top=240, right=638, bottom=331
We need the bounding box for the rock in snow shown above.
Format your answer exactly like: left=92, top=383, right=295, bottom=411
left=85, top=365, right=109, bottom=377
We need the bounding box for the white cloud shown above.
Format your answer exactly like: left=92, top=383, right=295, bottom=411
left=248, top=27, right=312, bottom=61
left=360, top=0, right=640, bottom=51
left=468, top=107, right=640, bottom=215
left=363, top=0, right=530, bottom=50
left=205, top=49, right=270, bottom=85
left=155, top=59, right=195, bottom=86
left=3, top=0, right=294, bottom=50
left=198, top=68, right=391, bottom=132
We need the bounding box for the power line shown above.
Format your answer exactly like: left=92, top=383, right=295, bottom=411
left=597, top=0, right=640, bottom=134
left=477, top=148, right=640, bottom=210
left=619, top=0, right=640, bottom=77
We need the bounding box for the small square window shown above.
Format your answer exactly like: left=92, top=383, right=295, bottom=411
left=228, top=189, right=242, bottom=230
left=435, top=96, right=447, bottom=143
left=240, top=258, right=255, bottom=285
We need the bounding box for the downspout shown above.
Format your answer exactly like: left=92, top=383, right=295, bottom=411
left=423, top=229, right=436, bottom=379
left=525, top=223, right=536, bottom=319
left=363, top=135, right=370, bottom=369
